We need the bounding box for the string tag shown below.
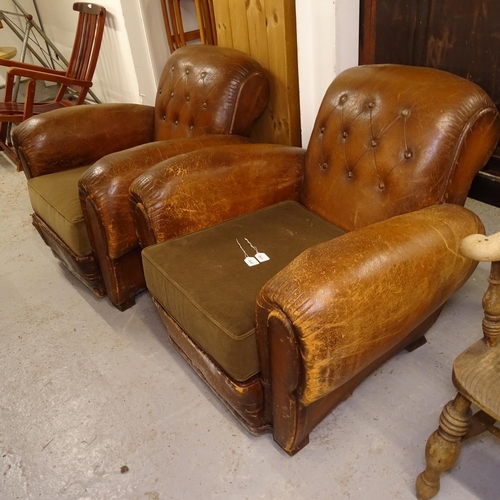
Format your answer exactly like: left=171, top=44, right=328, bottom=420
left=244, top=256, right=259, bottom=267
left=245, top=238, right=270, bottom=262
left=236, top=239, right=260, bottom=267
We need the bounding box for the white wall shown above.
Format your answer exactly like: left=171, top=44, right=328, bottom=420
left=123, top=0, right=199, bottom=105
left=295, top=0, right=360, bottom=145
left=88, top=0, right=140, bottom=103
left=120, top=0, right=157, bottom=105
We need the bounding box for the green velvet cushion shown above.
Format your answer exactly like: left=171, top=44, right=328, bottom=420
left=27, top=166, right=91, bottom=257
left=142, top=201, right=346, bottom=382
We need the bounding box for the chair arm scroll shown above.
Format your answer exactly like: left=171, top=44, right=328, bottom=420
left=256, top=204, right=485, bottom=408
left=129, top=143, right=306, bottom=246
left=79, top=135, right=251, bottom=260
left=13, top=103, right=156, bottom=178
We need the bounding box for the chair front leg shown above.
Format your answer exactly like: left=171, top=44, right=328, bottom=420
left=416, top=393, right=473, bottom=500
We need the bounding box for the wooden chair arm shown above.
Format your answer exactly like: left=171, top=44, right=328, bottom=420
left=460, top=232, right=500, bottom=262
left=5, top=66, right=91, bottom=91
left=0, top=57, right=66, bottom=75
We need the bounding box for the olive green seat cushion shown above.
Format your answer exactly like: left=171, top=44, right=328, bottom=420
left=27, top=166, right=92, bottom=257
left=142, top=201, right=346, bottom=382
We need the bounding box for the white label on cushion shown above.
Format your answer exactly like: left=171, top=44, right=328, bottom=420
left=255, top=252, right=270, bottom=262
left=244, top=256, right=260, bottom=267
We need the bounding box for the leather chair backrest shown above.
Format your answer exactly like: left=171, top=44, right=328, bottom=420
left=301, top=64, right=500, bottom=231
left=154, top=45, right=269, bottom=141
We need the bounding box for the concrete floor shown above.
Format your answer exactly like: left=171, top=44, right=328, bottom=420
left=1, top=151, right=500, bottom=500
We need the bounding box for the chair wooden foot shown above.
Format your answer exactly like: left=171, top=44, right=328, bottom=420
left=405, top=335, right=427, bottom=352
left=114, top=296, right=136, bottom=312
left=416, top=393, right=472, bottom=500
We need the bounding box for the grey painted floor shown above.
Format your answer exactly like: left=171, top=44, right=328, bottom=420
left=1, top=152, right=499, bottom=500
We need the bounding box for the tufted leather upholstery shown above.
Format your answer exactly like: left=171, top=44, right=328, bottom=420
left=154, top=45, right=268, bottom=140
left=13, top=45, right=270, bottom=310
left=303, top=65, right=499, bottom=230
left=130, top=63, right=500, bottom=455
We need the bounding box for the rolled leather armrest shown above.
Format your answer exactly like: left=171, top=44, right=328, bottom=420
left=79, top=135, right=251, bottom=260
left=129, top=143, right=306, bottom=246
left=256, top=203, right=484, bottom=407
left=12, top=103, right=156, bottom=179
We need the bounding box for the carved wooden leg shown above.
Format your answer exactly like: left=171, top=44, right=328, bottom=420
left=416, top=393, right=472, bottom=500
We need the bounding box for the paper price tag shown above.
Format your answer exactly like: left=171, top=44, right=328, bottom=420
left=244, top=256, right=259, bottom=267
left=255, top=252, right=270, bottom=262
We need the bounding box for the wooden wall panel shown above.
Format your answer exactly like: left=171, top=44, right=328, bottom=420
left=361, top=0, right=500, bottom=110
left=213, top=0, right=301, bottom=146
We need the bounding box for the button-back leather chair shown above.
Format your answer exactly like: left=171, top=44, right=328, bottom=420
left=416, top=231, right=500, bottom=500
left=129, top=64, right=500, bottom=455
left=13, top=44, right=269, bottom=310
left=0, top=3, right=106, bottom=163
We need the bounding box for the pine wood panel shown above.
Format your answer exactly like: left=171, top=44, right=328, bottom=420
left=213, top=0, right=301, bottom=146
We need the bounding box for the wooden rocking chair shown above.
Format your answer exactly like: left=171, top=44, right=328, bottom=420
left=0, top=2, right=106, bottom=163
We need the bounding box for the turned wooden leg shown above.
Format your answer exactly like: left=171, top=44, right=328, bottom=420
left=416, top=393, right=472, bottom=500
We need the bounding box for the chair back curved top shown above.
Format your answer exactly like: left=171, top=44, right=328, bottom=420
left=55, top=2, right=107, bottom=104
left=301, top=64, right=500, bottom=232
left=153, top=44, right=269, bottom=141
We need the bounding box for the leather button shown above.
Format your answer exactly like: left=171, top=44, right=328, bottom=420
left=340, top=95, right=347, bottom=103
left=158, top=89, right=162, bottom=94
left=162, top=115, right=166, bottom=121
left=348, top=171, right=353, bottom=178
left=174, top=120, right=178, bottom=125
left=371, top=140, right=377, bottom=147
left=201, top=72, right=206, bottom=78
left=170, top=92, right=174, bottom=97
left=342, top=131, right=348, bottom=139
left=368, top=102, right=375, bottom=108
left=401, top=109, right=410, bottom=117
left=321, top=163, right=328, bottom=170
left=378, top=181, right=385, bottom=189
left=404, top=150, right=413, bottom=159
left=320, top=127, right=325, bottom=134
left=186, top=96, right=190, bottom=102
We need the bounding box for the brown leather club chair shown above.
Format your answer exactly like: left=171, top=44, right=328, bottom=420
left=129, top=64, right=500, bottom=455
left=12, top=44, right=269, bottom=311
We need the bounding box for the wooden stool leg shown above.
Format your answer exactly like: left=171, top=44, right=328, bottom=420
left=416, top=393, right=472, bottom=500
